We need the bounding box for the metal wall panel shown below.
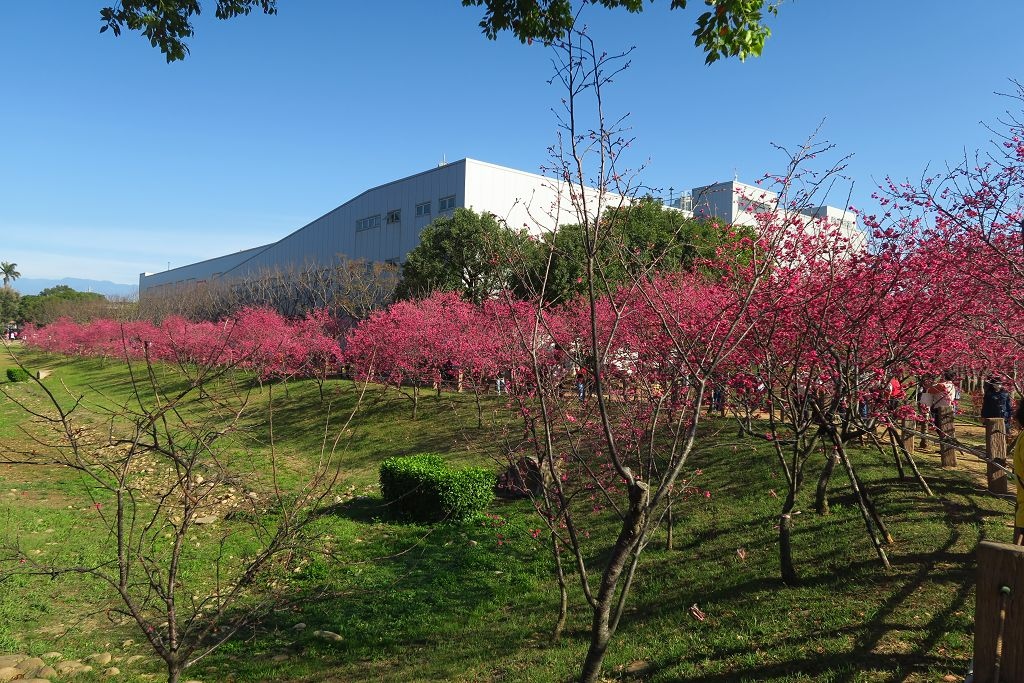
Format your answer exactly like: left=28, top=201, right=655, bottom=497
left=138, top=245, right=271, bottom=291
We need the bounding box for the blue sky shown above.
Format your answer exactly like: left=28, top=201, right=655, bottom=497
left=2, top=1, right=1022, bottom=285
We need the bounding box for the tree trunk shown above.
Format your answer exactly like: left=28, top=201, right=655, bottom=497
left=815, top=449, right=838, bottom=515
left=166, top=660, right=181, bottom=683
left=665, top=501, right=674, bottom=551
left=578, top=483, right=648, bottom=683
left=780, top=513, right=798, bottom=585
left=579, top=625, right=613, bottom=683
left=473, top=386, right=483, bottom=429
left=550, top=534, right=568, bottom=643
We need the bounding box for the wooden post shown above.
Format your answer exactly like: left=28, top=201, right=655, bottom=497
left=985, top=418, right=1009, bottom=495
left=973, top=541, right=1024, bottom=682
left=939, top=407, right=957, bottom=467
left=900, top=419, right=915, bottom=457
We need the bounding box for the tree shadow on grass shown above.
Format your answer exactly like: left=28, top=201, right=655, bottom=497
left=633, top=469, right=992, bottom=681
left=253, top=384, right=507, bottom=483
left=195, top=499, right=559, bottom=682
left=319, top=495, right=399, bottom=524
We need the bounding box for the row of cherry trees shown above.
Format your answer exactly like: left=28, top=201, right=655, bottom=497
left=15, top=197, right=1022, bottom=683
left=19, top=194, right=1019, bottom=677
left=18, top=83, right=1024, bottom=683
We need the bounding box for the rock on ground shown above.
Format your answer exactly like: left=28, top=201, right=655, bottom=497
left=312, top=630, right=343, bottom=642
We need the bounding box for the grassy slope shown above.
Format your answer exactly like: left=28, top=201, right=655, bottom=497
left=0, top=350, right=1014, bottom=682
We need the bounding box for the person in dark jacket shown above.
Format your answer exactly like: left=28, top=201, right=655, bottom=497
left=981, top=376, right=1014, bottom=435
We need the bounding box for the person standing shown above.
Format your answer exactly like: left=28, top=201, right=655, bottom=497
left=981, top=375, right=1014, bottom=436
left=576, top=366, right=587, bottom=402
left=887, top=376, right=904, bottom=412
left=928, top=371, right=956, bottom=441
left=917, top=376, right=934, bottom=449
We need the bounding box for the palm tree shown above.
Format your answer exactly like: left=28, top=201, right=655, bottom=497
left=1, top=262, right=20, bottom=289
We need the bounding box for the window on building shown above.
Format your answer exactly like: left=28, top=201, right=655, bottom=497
left=439, top=195, right=456, bottom=212
left=415, top=201, right=431, bottom=217
left=386, top=209, right=401, bottom=224
left=356, top=215, right=381, bottom=232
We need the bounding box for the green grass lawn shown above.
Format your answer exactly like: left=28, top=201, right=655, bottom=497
left=0, top=350, right=1014, bottom=682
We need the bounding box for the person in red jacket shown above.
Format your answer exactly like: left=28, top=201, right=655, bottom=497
left=887, top=376, right=904, bottom=412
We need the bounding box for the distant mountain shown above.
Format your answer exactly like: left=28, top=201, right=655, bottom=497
left=12, top=278, right=138, bottom=299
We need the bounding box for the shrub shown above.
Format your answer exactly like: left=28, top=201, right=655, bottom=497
left=380, top=453, right=495, bottom=523
left=5, top=368, right=30, bottom=383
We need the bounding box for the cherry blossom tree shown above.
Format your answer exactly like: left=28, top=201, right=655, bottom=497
left=867, top=83, right=1024, bottom=395
left=475, top=29, right=783, bottom=682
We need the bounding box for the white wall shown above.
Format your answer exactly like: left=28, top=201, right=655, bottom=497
left=140, top=161, right=856, bottom=295
left=462, top=158, right=617, bottom=235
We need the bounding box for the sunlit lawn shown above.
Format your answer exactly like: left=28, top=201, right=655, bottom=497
left=0, top=349, right=1013, bottom=682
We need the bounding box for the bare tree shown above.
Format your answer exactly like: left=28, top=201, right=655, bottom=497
left=139, top=256, right=399, bottom=323
left=491, top=27, right=782, bottom=682
left=0, top=333, right=366, bottom=683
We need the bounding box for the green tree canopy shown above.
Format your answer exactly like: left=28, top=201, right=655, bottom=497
left=100, top=0, right=277, bottom=62
left=394, top=208, right=535, bottom=304
left=0, top=288, right=20, bottom=325
left=463, top=0, right=777, bottom=64
left=530, top=197, right=753, bottom=303
left=19, top=286, right=107, bottom=325
left=100, top=1, right=775, bottom=65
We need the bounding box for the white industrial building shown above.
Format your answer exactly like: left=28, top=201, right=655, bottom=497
left=139, top=159, right=859, bottom=294
left=688, top=179, right=860, bottom=243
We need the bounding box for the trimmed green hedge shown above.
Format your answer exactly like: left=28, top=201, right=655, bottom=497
left=5, top=368, right=30, bottom=383
left=380, top=453, right=495, bottom=523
